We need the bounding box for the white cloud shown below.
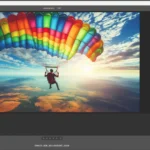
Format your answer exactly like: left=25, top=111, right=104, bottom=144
left=95, top=12, right=139, bottom=44
left=0, top=13, right=5, bottom=19
left=0, top=52, right=26, bottom=67
left=0, top=48, right=67, bottom=68
left=94, top=12, right=107, bottom=23
left=96, top=33, right=140, bottom=68
left=102, top=33, right=139, bottom=57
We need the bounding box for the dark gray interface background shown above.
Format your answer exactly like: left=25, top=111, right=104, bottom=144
left=0, top=136, right=150, bottom=150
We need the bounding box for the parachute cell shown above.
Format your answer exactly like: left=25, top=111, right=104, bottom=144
left=0, top=18, right=12, bottom=48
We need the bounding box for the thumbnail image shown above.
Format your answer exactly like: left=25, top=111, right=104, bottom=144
left=0, top=12, right=140, bottom=112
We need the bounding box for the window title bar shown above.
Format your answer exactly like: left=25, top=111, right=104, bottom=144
left=0, top=6, right=150, bottom=11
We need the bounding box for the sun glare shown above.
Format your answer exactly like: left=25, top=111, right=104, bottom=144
left=83, top=66, right=92, bottom=73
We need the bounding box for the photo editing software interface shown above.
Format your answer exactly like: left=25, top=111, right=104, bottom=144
left=0, top=5, right=148, bottom=150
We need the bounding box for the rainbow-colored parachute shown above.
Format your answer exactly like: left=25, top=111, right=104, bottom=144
left=0, top=12, right=104, bottom=62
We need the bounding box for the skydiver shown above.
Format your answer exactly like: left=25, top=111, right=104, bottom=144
left=45, top=69, right=60, bottom=90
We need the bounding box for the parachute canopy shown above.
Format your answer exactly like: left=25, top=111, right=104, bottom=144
left=0, top=12, right=104, bottom=62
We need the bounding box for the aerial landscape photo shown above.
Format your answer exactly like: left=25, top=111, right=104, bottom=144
left=0, top=11, right=140, bottom=112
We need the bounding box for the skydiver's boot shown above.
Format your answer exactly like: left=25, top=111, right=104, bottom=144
left=49, top=84, right=52, bottom=89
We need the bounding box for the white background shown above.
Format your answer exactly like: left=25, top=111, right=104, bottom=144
left=0, top=1, right=150, bottom=6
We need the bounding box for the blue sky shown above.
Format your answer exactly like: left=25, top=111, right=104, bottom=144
left=0, top=12, right=140, bottom=77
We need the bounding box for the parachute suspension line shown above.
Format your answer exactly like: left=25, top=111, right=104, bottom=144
left=54, top=66, right=59, bottom=74
left=45, top=66, right=49, bottom=74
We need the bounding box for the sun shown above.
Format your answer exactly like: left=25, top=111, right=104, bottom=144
left=83, top=65, right=92, bottom=73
